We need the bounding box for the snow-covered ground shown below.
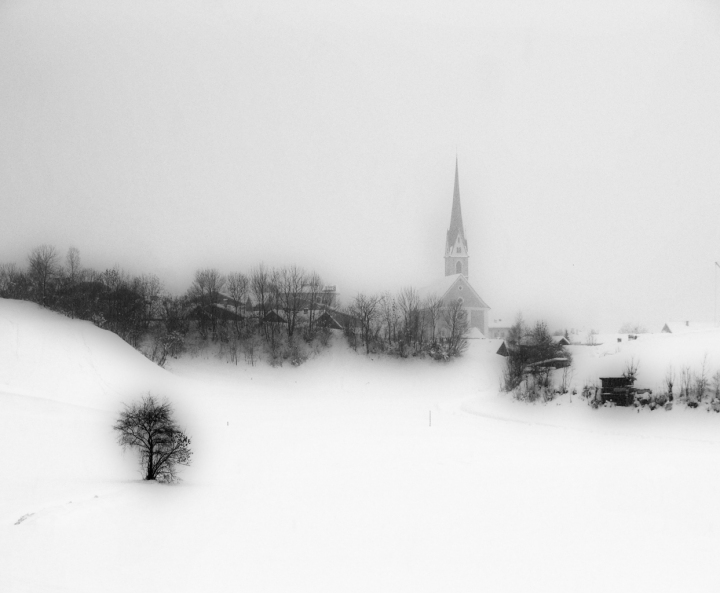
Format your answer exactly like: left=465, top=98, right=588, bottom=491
left=2, top=298, right=720, bottom=592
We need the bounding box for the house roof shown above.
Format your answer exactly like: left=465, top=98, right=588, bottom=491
left=263, top=311, right=287, bottom=323
left=467, top=327, right=485, bottom=339
left=316, top=311, right=343, bottom=330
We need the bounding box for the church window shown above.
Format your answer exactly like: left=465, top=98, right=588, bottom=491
left=456, top=247, right=461, bottom=253
left=456, top=261, right=462, bottom=274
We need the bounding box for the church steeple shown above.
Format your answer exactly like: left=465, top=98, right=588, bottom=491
left=445, top=157, right=469, bottom=277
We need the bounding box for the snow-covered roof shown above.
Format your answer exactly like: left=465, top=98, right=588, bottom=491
left=416, top=274, right=489, bottom=309
left=661, top=321, right=719, bottom=334
left=466, top=327, right=485, bottom=339
left=416, top=274, right=463, bottom=302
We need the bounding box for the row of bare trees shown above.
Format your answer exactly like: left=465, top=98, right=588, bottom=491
left=2, top=244, right=472, bottom=365
left=343, top=288, right=468, bottom=359
left=2, top=246, right=337, bottom=366
left=1, top=245, right=169, bottom=347
left=182, top=264, right=335, bottom=366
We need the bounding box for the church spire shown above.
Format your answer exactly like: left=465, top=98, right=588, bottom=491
left=445, top=157, right=469, bottom=277
left=449, top=156, right=464, bottom=242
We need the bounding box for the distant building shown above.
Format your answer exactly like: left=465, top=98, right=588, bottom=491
left=661, top=321, right=718, bottom=334
left=418, top=273, right=490, bottom=335
left=419, top=158, right=490, bottom=335
left=487, top=319, right=512, bottom=339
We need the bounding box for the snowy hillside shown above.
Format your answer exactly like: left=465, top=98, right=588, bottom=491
left=0, top=299, right=172, bottom=409
left=2, top=298, right=720, bottom=593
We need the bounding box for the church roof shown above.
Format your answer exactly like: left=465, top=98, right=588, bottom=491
left=417, top=274, right=464, bottom=301
left=417, top=274, right=490, bottom=309
left=446, top=157, right=467, bottom=252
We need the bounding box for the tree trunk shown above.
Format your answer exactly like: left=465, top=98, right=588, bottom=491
left=146, top=444, right=155, bottom=480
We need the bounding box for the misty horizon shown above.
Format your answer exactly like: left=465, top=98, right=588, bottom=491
left=2, top=0, right=719, bottom=333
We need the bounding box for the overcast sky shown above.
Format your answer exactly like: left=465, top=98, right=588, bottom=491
left=1, top=0, right=719, bottom=332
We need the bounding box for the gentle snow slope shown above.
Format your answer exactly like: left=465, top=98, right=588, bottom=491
left=2, top=298, right=720, bottom=593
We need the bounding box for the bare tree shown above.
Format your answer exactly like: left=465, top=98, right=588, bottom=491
left=506, top=314, right=526, bottom=349
left=28, top=244, right=59, bottom=306
left=351, top=293, right=381, bottom=355
left=664, top=365, right=675, bottom=401
left=424, top=294, right=443, bottom=345
left=188, top=268, right=226, bottom=335
left=137, top=273, right=163, bottom=328
left=304, top=271, right=323, bottom=336
left=275, top=264, right=307, bottom=338
left=226, top=272, right=249, bottom=334
left=442, top=298, right=469, bottom=357
left=379, top=291, right=399, bottom=346
left=680, top=365, right=693, bottom=403
left=560, top=365, right=573, bottom=395
left=711, top=371, right=720, bottom=404
left=694, top=354, right=709, bottom=403
left=114, top=395, right=192, bottom=482
left=57, top=247, right=84, bottom=318
left=618, top=322, right=648, bottom=334
left=0, top=263, right=30, bottom=300
left=250, top=263, right=271, bottom=320
left=397, top=286, right=421, bottom=354
left=65, top=247, right=82, bottom=283
left=99, top=266, right=145, bottom=344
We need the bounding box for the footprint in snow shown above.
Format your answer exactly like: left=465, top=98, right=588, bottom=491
left=14, top=513, right=34, bottom=526
left=14, top=495, right=100, bottom=526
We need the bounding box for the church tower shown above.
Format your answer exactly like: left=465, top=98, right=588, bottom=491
left=445, top=157, right=469, bottom=278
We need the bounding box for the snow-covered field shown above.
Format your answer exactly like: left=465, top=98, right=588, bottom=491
left=2, top=298, right=720, bottom=592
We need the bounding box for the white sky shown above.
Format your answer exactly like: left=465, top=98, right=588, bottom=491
left=1, top=0, right=719, bottom=332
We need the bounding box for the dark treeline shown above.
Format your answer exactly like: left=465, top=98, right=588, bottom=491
left=0, top=245, right=469, bottom=367
left=0, top=245, right=338, bottom=367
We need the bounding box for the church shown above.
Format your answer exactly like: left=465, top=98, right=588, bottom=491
left=419, top=158, right=490, bottom=336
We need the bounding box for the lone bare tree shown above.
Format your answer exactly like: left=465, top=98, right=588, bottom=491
left=114, top=395, right=192, bottom=482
